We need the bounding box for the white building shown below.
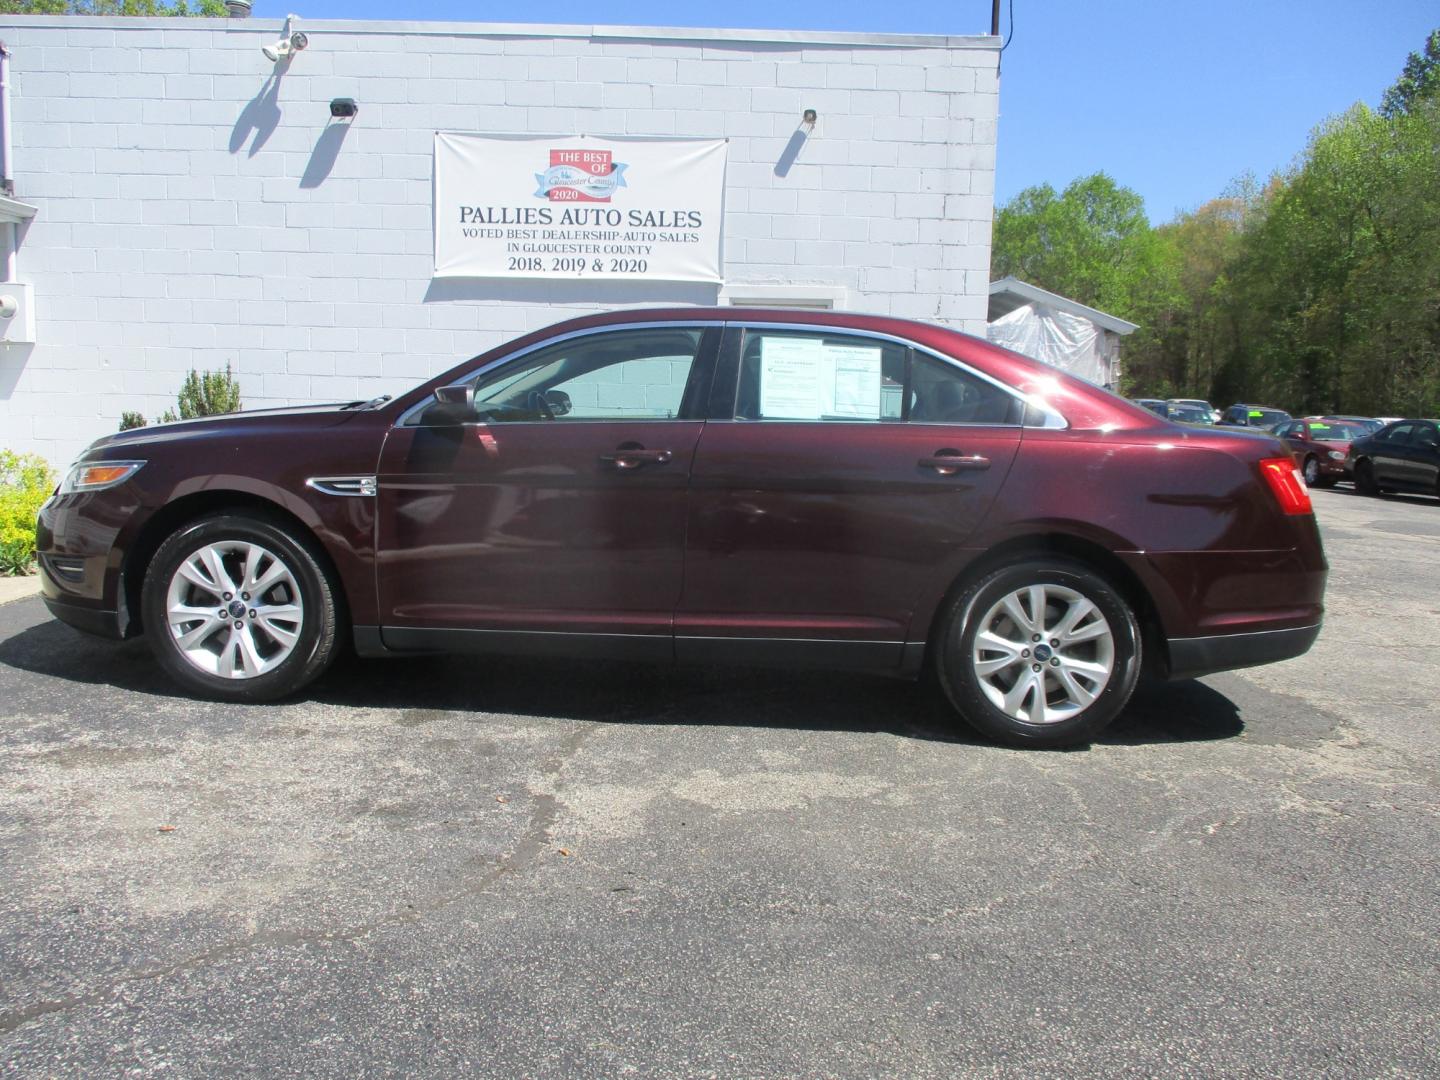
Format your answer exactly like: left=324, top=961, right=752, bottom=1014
left=0, top=14, right=1000, bottom=466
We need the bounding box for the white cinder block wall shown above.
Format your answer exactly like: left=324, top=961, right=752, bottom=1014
left=0, top=15, right=999, bottom=467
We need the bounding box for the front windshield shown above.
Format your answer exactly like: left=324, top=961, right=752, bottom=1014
left=1309, top=422, right=1364, bottom=443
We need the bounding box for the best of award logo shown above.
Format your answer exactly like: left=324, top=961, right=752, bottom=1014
left=534, top=149, right=628, bottom=203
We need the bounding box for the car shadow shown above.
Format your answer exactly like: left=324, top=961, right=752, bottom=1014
left=0, top=618, right=1244, bottom=749
left=1322, top=483, right=1436, bottom=507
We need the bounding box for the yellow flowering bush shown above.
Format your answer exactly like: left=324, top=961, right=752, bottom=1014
left=0, top=450, right=56, bottom=575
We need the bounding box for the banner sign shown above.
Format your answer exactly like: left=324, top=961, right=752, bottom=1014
left=434, top=133, right=727, bottom=283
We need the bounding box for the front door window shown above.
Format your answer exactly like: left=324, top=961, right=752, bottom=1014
left=470, top=327, right=706, bottom=423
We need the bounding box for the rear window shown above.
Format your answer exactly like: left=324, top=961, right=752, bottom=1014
left=1168, top=406, right=1211, bottom=423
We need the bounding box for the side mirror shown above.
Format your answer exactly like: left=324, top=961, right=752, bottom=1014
left=543, top=389, right=572, bottom=417
left=428, top=384, right=476, bottom=425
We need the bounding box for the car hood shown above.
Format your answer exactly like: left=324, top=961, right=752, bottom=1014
left=82, top=403, right=364, bottom=458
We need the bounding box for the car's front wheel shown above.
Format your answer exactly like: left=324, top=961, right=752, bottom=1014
left=141, top=513, right=341, bottom=701
left=936, top=559, right=1142, bottom=748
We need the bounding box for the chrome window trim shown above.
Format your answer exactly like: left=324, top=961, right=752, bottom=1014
left=394, top=317, right=1068, bottom=430
left=395, top=320, right=715, bottom=428
left=731, top=320, right=1069, bottom=430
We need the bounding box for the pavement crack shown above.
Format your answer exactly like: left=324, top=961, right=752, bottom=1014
left=0, top=720, right=602, bottom=1037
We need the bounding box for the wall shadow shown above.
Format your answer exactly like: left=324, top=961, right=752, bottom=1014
left=0, top=341, right=34, bottom=400
left=423, top=277, right=721, bottom=307
left=300, top=121, right=352, bottom=189
left=0, top=616, right=1245, bottom=750
left=228, top=60, right=290, bottom=157
left=773, top=129, right=808, bottom=178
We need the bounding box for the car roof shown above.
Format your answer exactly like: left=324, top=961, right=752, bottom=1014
left=415, top=306, right=1155, bottom=433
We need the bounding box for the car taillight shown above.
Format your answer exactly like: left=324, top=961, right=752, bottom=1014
left=1259, top=457, right=1313, bottom=515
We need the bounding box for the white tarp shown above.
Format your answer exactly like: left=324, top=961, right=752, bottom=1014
left=433, top=133, right=727, bottom=283
left=986, top=302, right=1116, bottom=387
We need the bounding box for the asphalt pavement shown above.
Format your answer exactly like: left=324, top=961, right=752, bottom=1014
left=1, top=486, right=1437, bottom=1077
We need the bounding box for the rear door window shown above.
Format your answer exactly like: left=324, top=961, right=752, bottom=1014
left=735, top=329, right=907, bottom=421
left=732, top=329, right=1023, bottom=426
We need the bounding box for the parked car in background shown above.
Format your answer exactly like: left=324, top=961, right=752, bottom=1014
left=37, top=308, right=1327, bottom=749
left=1164, top=403, right=1216, bottom=425
left=1169, top=398, right=1221, bottom=423
left=1275, top=419, right=1369, bottom=487
left=1221, top=404, right=1292, bottom=430
left=1348, top=419, right=1440, bottom=500
left=1318, top=415, right=1384, bottom=435
left=1131, top=398, right=1169, bottom=416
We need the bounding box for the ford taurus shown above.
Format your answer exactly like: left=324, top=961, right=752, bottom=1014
left=36, top=309, right=1326, bottom=747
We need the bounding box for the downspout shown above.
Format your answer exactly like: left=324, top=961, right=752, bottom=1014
left=0, top=41, right=13, bottom=196
left=0, top=40, right=14, bottom=282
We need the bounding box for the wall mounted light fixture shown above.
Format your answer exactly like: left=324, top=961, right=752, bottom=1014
left=262, top=31, right=308, bottom=63
left=330, top=98, right=358, bottom=120
left=801, top=108, right=818, bottom=133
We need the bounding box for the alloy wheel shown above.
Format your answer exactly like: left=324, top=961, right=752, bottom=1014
left=164, top=540, right=304, bottom=679
left=970, top=583, right=1116, bottom=725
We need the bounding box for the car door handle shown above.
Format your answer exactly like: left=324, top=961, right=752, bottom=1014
left=919, top=451, right=991, bottom=476
left=599, top=445, right=673, bottom=470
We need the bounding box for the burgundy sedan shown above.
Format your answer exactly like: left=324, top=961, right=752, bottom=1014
left=36, top=309, right=1326, bottom=747
left=1276, top=419, right=1369, bottom=487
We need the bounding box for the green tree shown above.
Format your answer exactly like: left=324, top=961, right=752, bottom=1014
left=1219, top=101, right=1440, bottom=415
left=1380, top=28, right=1440, bottom=118
left=993, top=173, right=1168, bottom=316
left=991, top=173, right=1180, bottom=393
left=0, top=0, right=226, bottom=14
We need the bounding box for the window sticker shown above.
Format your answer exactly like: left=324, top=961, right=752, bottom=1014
left=757, top=336, right=884, bottom=420
left=759, top=336, right=824, bottom=418
left=824, top=343, right=883, bottom=419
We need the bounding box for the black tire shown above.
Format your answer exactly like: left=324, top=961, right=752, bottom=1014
left=1354, top=458, right=1377, bottom=495
left=141, top=513, right=341, bottom=701
left=1301, top=456, right=1320, bottom=487
left=935, top=558, right=1142, bottom=748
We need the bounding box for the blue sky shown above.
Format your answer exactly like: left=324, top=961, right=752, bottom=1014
left=254, top=0, right=1439, bottom=224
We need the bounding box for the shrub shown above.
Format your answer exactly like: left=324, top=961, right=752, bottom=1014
left=0, top=450, right=57, bottom=576
left=119, top=365, right=244, bottom=429
left=176, top=364, right=242, bottom=419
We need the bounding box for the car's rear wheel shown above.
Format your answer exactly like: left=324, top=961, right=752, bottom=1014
left=141, top=513, right=341, bottom=701
left=936, top=559, right=1142, bottom=748
left=1355, top=459, right=1378, bottom=494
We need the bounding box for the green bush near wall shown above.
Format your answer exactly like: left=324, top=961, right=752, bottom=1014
left=0, top=451, right=57, bottom=576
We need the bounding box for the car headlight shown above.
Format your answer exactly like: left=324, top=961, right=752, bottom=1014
left=58, top=460, right=145, bottom=494
left=1328, top=451, right=1347, bottom=461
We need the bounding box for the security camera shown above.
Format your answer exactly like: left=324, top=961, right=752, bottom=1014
left=262, top=31, right=308, bottom=62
